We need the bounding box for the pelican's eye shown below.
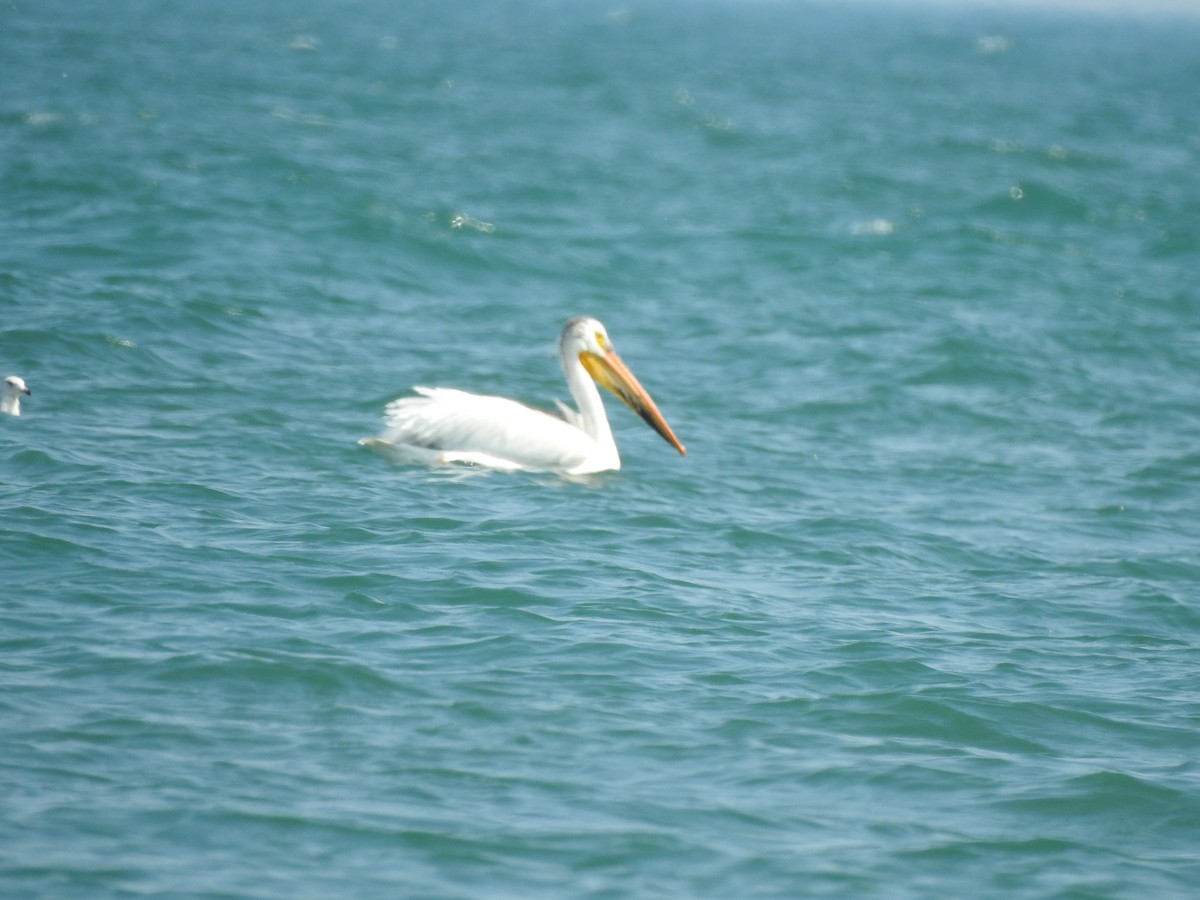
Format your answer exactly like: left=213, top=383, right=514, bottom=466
left=594, top=332, right=609, bottom=351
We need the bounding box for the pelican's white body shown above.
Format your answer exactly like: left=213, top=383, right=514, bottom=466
left=362, top=386, right=617, bottom=474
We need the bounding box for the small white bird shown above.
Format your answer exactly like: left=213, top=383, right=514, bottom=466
left=360, top=317, right=686, bottom=475
left=2, top=375, right=31, bottom=416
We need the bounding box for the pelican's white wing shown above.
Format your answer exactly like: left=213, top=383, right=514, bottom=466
left=362, top=387, right=598, bottom=473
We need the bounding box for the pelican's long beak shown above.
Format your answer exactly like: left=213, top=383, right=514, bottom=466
left=580, top=349, right=686, bottom=456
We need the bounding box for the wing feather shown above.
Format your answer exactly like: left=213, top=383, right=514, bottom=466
left=370, top=387, right=596, bottom=472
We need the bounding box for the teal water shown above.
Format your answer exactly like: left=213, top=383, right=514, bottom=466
left=3, top=0, right=1200, bottom=896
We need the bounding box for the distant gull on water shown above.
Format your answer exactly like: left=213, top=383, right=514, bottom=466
left=2, top=376, right=31, bottom=416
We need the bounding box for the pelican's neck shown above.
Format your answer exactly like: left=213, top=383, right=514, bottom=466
left=563, top=350, right=619, bottom=465
left=1, top=394, right=19, bottom=416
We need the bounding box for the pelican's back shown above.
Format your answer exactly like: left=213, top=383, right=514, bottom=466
left=370, top=387, right=599, bottom=472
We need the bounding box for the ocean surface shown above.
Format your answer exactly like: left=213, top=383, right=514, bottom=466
left=3, top=0, right=1199, bottom=896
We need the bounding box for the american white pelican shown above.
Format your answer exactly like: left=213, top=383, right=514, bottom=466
left=2, top=375, right=31, bottom=416
left=360, top=317, right=685, bottom=474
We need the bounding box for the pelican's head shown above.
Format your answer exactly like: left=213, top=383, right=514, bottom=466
left=560, top=317, right=686, bottom=456
left=2, top=375, right=31, bottom=416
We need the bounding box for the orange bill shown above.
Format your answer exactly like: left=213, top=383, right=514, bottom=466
left=580, top=349, right=686, bottom=456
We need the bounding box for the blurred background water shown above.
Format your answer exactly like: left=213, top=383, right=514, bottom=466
left=3, top=0, right=1199, bottom=896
